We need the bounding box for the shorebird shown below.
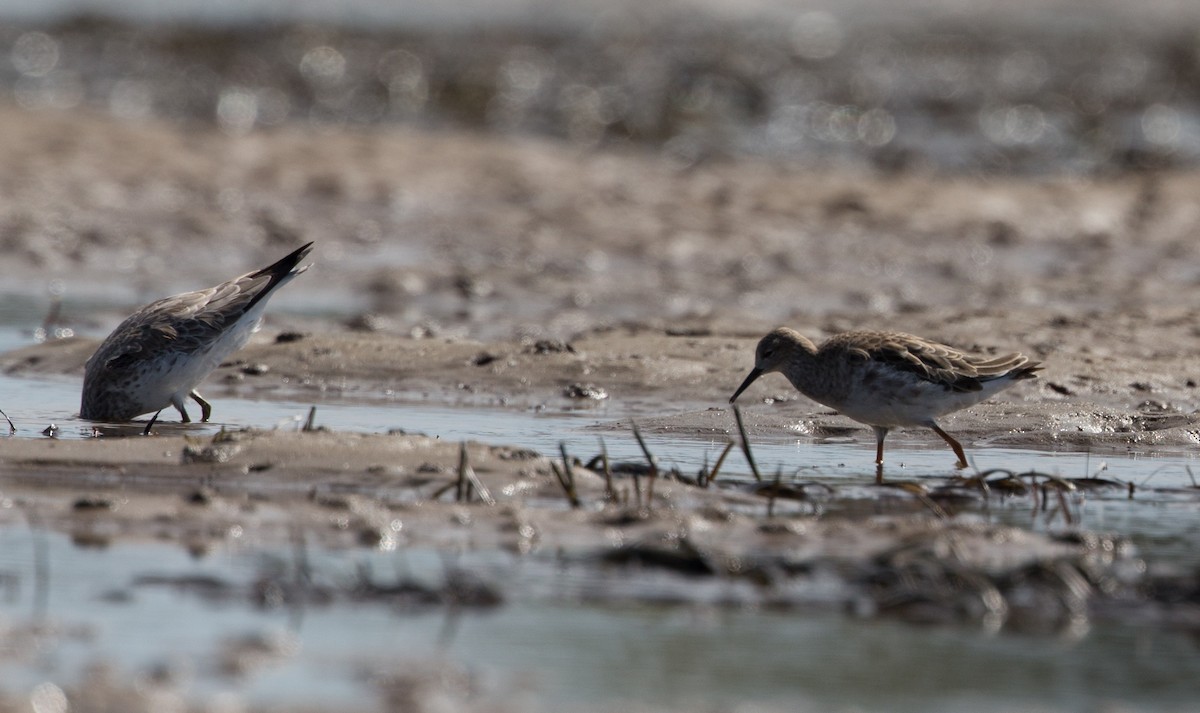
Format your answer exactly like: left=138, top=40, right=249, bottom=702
left=81, top=242, right=314, bottom=423
left=729, top=328, right=1041, bottom=469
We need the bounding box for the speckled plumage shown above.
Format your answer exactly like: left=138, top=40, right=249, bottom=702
left=81, top=242, right=313, bottom=423
left=730, top=327, right=1041, bottom=468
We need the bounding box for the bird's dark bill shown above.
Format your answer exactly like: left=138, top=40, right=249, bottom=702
left=729, top=368, right=763, bottom=403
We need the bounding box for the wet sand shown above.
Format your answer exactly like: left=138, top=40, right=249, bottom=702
left=2, top=102, right=1200, bottom=710
left=3, top=102, right=1200, bottom=447
left=2, top=99, right=1200, bottom=497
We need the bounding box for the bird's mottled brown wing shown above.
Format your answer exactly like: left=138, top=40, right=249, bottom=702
left=88, top=272, right=276, bottom=374
left=98, top=322, right=178, bottom=370
left=164, top=276, right=270, bottom=345
left=824, top=331, right=1034, bottom=393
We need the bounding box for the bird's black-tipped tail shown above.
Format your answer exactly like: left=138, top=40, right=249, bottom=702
left=254, top=241, right=314, bottom=281
left=245, top=242, right=314, bottom=312
left=1012, top=361, right=1043, bottom=381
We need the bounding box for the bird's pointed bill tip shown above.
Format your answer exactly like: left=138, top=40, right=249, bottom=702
left=729, top=368, right=763, bottom=404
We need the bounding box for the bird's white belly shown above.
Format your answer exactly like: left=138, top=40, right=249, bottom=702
left=134, top=315, right=263, bottom=411
left=829, top=373, right=1004, bottom=427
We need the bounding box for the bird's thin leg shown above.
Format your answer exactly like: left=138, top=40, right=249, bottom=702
left=143, top=409, right=162, bottom=437
left=929, top=423, right=968, bottom=469
left=872, top=426, right=889, bottom=465
left=190, top=390, right=213, bottom=423
left=170, top=396, right=191, bottom=423
left=872, top=427, right=890, bottom=484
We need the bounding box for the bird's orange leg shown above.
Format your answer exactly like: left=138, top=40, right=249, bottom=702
left=929, top=423, right=969, bottom=469
left=872, top=427, right=889, bottom=484
left=872, top=426, right=889, bottom=465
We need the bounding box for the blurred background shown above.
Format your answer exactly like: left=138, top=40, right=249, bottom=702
left=3, top=0, right=1200, bottom=174
left=4, top=0, right=1200, bottom=340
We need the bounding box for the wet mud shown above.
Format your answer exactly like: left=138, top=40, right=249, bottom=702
left=3, top=4, right=1200, bottom=709
left=2, top=99, right=1200, bottom=559
left=0, top=427, right=1185, bottom=635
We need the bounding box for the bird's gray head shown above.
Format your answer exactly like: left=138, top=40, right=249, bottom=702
left=755, top=327, right=804, bottom=373
left=729, top=327, right=804, bottom=403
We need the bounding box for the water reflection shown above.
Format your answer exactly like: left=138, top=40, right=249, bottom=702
left=0, top=498, right=1197, bottom=711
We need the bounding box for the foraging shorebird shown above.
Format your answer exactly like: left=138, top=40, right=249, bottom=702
left=81, top=242, right=313, bottom=423
left=730, top=328, right=1041, bottom=469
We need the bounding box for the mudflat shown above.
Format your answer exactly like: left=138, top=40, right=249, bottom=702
left=1, top=102, right=1199, bottom=711
left=3, top=103, right=1199, bottom=449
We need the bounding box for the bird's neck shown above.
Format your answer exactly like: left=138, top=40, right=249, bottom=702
left=783, top=336, right=829, bottom=399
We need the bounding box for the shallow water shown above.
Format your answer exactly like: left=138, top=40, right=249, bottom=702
left=3, top=321, right=1200, bottom=567
left=4, top=326, right=1200, bottom=710
left=0, top=526, right=1198, bottom=713
left=4, top=339, right=1200, bottom=503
